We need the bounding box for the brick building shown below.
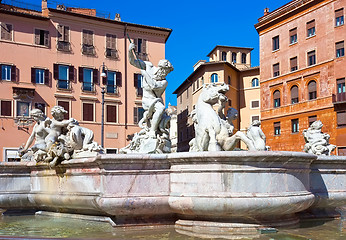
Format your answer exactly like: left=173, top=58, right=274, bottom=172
left=0, top=0, right=171, bottom=161
left=255, top=0, right=346, bottom=154
left=174, top=46, right=260, bottom=152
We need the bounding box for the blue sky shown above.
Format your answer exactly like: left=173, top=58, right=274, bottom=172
left=21, top=0, right=290, bottom=105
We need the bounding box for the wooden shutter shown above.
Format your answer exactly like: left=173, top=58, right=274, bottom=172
left=111, top=35, right=116, bottom=49
left=1, top=23, right=12, bottom=41
left=93, top=69, right=99, bottom=85
left=290, top=57, right=297, bottom=68
left=1, top=100, right=12, bottom=116
left=87, top=31, right=93, bottom=45
left=134, top=73, right=138, bottom=87
left=335, top=8, right=344, bottom=18
left=44, top=69, right=49, bottom=85
left=31, top=68, right=36, bottom=83
left=106, top=105, right=117, bottom=123
left=307, top=20, right=315, bottom=29
left=251, top=101, right=259, bottom=108
left=273, top=90, right=280, bottom=99
left=0, top=23, right=6, bottom=39
left=57, top=25, right=63, bottom=41
left=273, top=63, right=279, bottom=72
left=308, top=81, right=316, bottom=92
left=83, top=103, right=94, bottom=121
left=53, top=64, right=59, bottom=79
left=69, top=66, right=74, bottom=83
left=133, top=107, right=138, bottom=124
left=64, top=26, right=69, bottom=42
left=308, top=51, right=315, bottom=58
left=116, top=71, right=122, bottom=87
left=57, top=100, right=69, bottom=120
left=79, top=67, right=84, bottom=82
left=337, top=78, right=345, bottom=84
left=11, top=65, right=16, bottom=82
left=34, top=29, right=40, bottom=45
left=44, top=30, right=49, bottom=46
left=289, top=28, right=297, bottom=37
left=336, top=41, right=344, bottom=49
left=337, top=111, right=346, bottom=126
left=142, top=39, right=147, bottom=53
left=308, top=115, right=317, bottom=125
left=274, top=122, right=280, bottom=127
left=0, top=64, right=2, bottom=80
left=82, top=30, right=88, bottom=44
left=291, top=85, right=299, bottom=99
left=134, top=38, right=138, bottom=52
left=106, top=34, right=111, bottom=48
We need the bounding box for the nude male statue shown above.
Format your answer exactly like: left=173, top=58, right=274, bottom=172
left=128, top=42, right=173, bottom=138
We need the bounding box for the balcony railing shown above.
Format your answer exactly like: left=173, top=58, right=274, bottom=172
left=106, top=85, right=118, bottom=94
left=105, top=48, right=118, bottom=59
left=56, top=80, right=70, bottom=90
left=82, top=82, right=95, bottom=92
left=332, top=92, right=346, bottom=103
left=57, top=41, right=71, bottom=52
left=82, top=44, right=95, bottom=56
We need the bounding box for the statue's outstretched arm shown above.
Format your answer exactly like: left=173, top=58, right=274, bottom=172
left=129, top=43, right=146, bottom=70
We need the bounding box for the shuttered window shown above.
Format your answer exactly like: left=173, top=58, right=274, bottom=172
left=106, top=34, right=116, bottom=49
left=106, top=105, right=117, bottom=123
left=290, top=57, right=298, bottom=71
left=274, top=122, right=281, bottom=135
left=31, top=68, right=49, bottom=85
left=83, top=103, right=94, bottom=122
left=335, top=8, right=344, bottom=26
left=307, top=20, right=315, bottom=37
left=289, top=28, right=297, bottom=44
left=252, top=116, right=259, bottom=122
left=0, top=100, right=12, bottom=116
left=308, top=115, right=317, bottom=126
left=308, top=80, right=317, bottom=100
left=273, top=63, right=280, bottom=77
left=1, top=22, right=12, bottom=41
left=307, top=50, right=316, bottom=66
left=291, top=85, right=299, bottom=104
left=272, top=36, right=279, bottom=51
left=83, top=30, right=93, bottom=45
left=34, top=29, right=49, bottom=46
left=336, top=41, right=344, bottom=58
left=133, top=107, right=144, bottom=124
left=57, top=25, right=69, bottom=42
left=134, top=73, right=143, bottom=96
left=1, top=64, right=16, bottom=81
left=337, top=78, right=345, bottom=94
left=291, top=119, right=299, bottom=133
left=337, top=111, right=346, bottom=127
left=241, top=53, right=246, bottom=64
left=57, top=100, right=69, bottom=120
left=273, top=90, right=281, bottom=108
left=251, top=100, right=259, bottom=108
left=221, top=52, right=227, bottom=61
left=232, top=52, right=237, bottom=63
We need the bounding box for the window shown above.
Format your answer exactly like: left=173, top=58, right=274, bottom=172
left=307, top=50, right=316, bottom=66
left=228, top=76, right=231, bottom=85
left=241, top=53, right=246, bottom=64
left=221, top=51, right=227, bottom=61
left=4, top=148, right=21, bottom=162
left=211, top=73, right=218, bottom=83
left=82, top=30, right=95, bottom=55
left=291, top=119, right=299, bottom=133
left=54, top=64, right=74, bottom=90
left=106, top=34, right=118, bottom=59
left=106, top=105, right=117, bottom=123
left=34, top=103, right=45, bottom=114
left=307, top=20, right=315, bottom=38
left=336, top=41, right=344, bottom=58
left=1, top=22, right=13, bottom=41
left=79, top=67, right=98, bottom=92
left=1, top=64, right=15, bottom=81
left=337, top=78, right=345, bottom=94
left=82, top=102, right=94, bottom=122
left=232, top=52, right=237, bottom=63
left=201, top=76, right=204, bottom=85
left=252, top=115, right=259, bottom=122
left=274, top=122, right=281, bottom=135
left=308, top=80, right=317, bottom=100
left=34, top=29, right=49, bottom=46
left=273, top=63, right=280, bottom=77
left=290, top=57, right=298, bottom=72
left=106, top=148, right=118, bottom=154
left=0, top=100, right=12, bottom=116
left=252, top=78, right=259, bottom=87
left=273, top=90, right=281, bottom=108
left=16, top=101, right=30, bottom=117
left=134, top=38, right=147, bottom=60
left=186, top=87, right=189, bottom=98
left=197, top=78, right=200, bottom=89
left=193, top=81, right=195, bottom=92
left=291, top=85, right=299, bottom=104
left=308, top=115, right=317, bottom=126
left=103, top=71, right=121, bottom=94
left=57, top=100, right=69, bottom=120
left=289, top=28, right=297, bottom=44
left=134, top=106, right=144, bottom=124
left=134, top=73, right=143, bottom=96
left=272, top=36, right=279, bottom=51
left=251, top=100, right=259, bottom=109
left=31, top=68, right=49, bottom=85
left=335, top=8, right=344, bottom=27
left=337, top=111, right=346, bottom=127
left=179, top=94, right=182, bottom=104
left=57, top=25, right=70, bottom=52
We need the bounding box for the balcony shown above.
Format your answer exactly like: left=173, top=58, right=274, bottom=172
left=56, top=80, right=71, bottom=90
left=105, top=48, right=119, bottom=59
left=332, top=92, right=346, bottom=104
left=82, top=82, right=95, bottom=92
left=57, top=41, right=71, bottom=52
left=82, top=44, right=95, bottom=56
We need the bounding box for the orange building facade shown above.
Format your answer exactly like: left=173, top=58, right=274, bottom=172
left=255, top=0, right=346, bottom=154
left=0, top=1, right=171, bottom=161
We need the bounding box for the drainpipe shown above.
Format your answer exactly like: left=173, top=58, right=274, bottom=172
left=124, top=24, right=128, bottom=130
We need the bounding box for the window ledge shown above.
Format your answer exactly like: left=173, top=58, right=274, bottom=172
left=272, top=49, right=280, bottom=53
left=335, top=24, right=344, bottom=28
left=289, top=42, right=298, bottom=46
left=306, top=34, right=316, bottom=40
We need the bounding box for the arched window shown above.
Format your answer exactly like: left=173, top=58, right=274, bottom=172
left=241, top=53, right=246, bottom=64
left=252, top=78, right=259, bottom=87
left=232, top=52, right=237, bottom=63
left=211, top=73, right=218, bottom=83
left=221, top=52, right=227, bottom=61
left=291, top=85, right=299, bottom=104
left=308, top=80, right=317, bottom=100
left=273, top=90, right=281, bottom=108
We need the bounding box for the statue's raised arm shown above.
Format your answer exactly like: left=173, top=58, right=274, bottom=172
left=128, top=43, right=146, bottom=70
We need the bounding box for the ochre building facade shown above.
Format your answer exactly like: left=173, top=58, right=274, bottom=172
left=255, top=0, right=346, bottom=154
left=0, top=1, right=171, bottom=161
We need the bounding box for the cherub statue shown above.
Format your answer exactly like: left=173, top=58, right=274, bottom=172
left=246, top=120, right=267, bottom=151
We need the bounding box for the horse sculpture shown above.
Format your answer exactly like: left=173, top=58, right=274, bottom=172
left=189, top=83, right=255, bottom=152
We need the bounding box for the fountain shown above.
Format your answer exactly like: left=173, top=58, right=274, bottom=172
left=0, top=46, right=345, bottom=239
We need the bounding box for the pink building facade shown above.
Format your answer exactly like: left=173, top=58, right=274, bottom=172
left=0, top=1, right=171, bottom=161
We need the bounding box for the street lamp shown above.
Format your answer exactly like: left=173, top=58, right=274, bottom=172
left=100, top=62, right=107, bottom=148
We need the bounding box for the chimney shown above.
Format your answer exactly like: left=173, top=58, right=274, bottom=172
left=264, top=8, right=270, bottom=16
left=115, top=13, right=121, bottom=21
left=42, top=0, right=48, bottom=17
